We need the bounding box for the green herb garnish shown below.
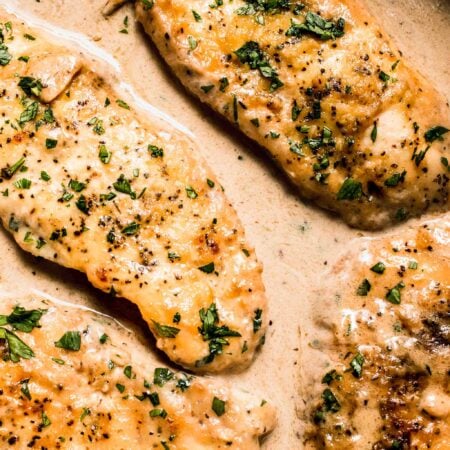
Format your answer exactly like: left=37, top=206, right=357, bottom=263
left=286, top=12, right=345, bottom=40
left=152, top=320, right=180, bottom=338
left=336, top=178, right=363, bottom=200
left=54, top=331, right=81, bottom=351
left=153, top=367, right=174, bottom=387
left=356, top=279, right=371, bottom=296
left=350, top=352, right=364, bottom=378
left=195, top=303, right=241, bottom=367
left=212, top=396, right=226, bottom=416
left=424, top=126, right=449, bottom=143
left=234, top=41, right=283, bottom=91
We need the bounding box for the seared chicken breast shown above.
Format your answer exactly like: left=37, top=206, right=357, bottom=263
left=0, top=13, right=267, bottom=373
left=302, top=217, right=450, bottom=448
left=0, top=293, right=276, bottom=449
left=132, top=0, right=450, bottom=229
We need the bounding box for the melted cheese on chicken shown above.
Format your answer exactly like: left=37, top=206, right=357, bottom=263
left=133, top=0, right=450, bottom=229
left=303, top=217, right=450, bottom=448
left=0, top=13, right=267, bottom=373
left=0, top=293, right=276, bottom=448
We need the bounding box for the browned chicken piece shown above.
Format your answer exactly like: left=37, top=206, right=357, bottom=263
left=128, top=0, right=450, bottom=229
left=302, top=217, right=450, bottom=448
left=0, top=13, right=268, bottom=373
left=0, top=293, right=276, bottom=448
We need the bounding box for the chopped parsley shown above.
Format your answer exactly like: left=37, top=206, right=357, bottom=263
left=321, top=369, right=342, bottom=385
left=0, top=327, right=34, bottom=362
left=121, top=221, right=140, bottom=236
left=212, top=396, right=226, bottom=416
left=250, top=117, right=260, bottom=127
left=183, top=185, right=198, bottom=200
left=0, top=306, right=44, bottom=332
left=200, top=85, right=215, bottom=95
left=336, top=178, right=363, bottom=200
left=289, top=141, right=304, bottom=156
left=41, top=411, right=51, bottom=428
left=322, top=388, right=340, bottom=411
left=8, top=216, right=20, bottom=232
left=195, top=303, right=241, bottom=367
left=173, top=312, right=181, bottom=323
left=286, top=12, right=345, bottom=40
left=384, top=170, right=406, bottom=187
left=154, top=368, right=174, bottom=387
left=176, top=374, right=192, bottom=391
left=370, top=121, right=377, bottom=143
left=141, top=0, right=154, bottom=10
left=236, top=0, right=291, bottom=16
left=88, top=117, right=105, bottom=135
left=210, top=0, right=224, bottom=8
left=50, top=228, right=67, bottom=241
left=168, top=252, right=180, bottom=261
left=75, top=195, right=89, bottom=215
left=395, top=207, right=408, bottom=222
left=379, top=71, right=390, bottom=82
left=148, top=145, right=164, bottom=158
left=219, top=77, right=229, bottom=92
left=45, top=138, right=58, bottom=149
left=350, top=352, right=364, bottom=378
left=371, top=262, right=386, bottom=274
left=18, top=76, right=43, bottom=97
left=0, top=44, right=12, bottom=66
left=152, top=320, right=180, bottom=338
left=234, top=41, right=283, bottom=92
left=113, top=174, right=136, bottom=199
left=198, top=262, right=215, bottom=273
left=116, top=99, right=130, bottom=109
left=14, top=178, right=31, bottom=189
left=69, top=179, right=86, bottom=192
left=356, top=279, right=371, bottom=296
left=54, top=331, right=81, bottom=351
left=80, top=407, right=91, bottom=422
left=253, top=309, right=263, bottom=333
left=192, top=10, right=202, bottom=21
left=43, top=108, right=55, bottom=123
left=124, top=365, right=133, bottom=379
left=149, top=408, right=167, bottom=418
left=20, top=379, right=32, bottom=400
left=386, top=282, right=405, bottom=305
left=291, top=100, right=302, bottom=121
left=98, top=144, right=112, bottom=164
left=441, top=157, right=450, bottom=171
left=424, top=125, right=449, bottom=143
left=314, top=388, right=341, bottom=422
left=412, top=146, right=429, bottom=167
left=19, top=99, right=39, bottom=126
left=188, top=36, right=198, bottom=50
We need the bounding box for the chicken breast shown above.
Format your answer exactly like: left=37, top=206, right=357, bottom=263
left=0, top=292, right=276, bottom=448
left=0, top=13, right=268, bottom=373
left=301, top=217, right=450, bottom=448
left=133, top=0, right=450, bottom=229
